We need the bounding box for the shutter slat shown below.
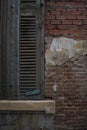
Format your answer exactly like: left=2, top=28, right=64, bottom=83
left=20, top=56, right=36, bottom=59
left=20, top=42, right=36, bottom=44
left=20, top=62, right=36, bottom=65
left=21, top=0, right=36, bottom=3
left=20, top=53, right=36, bottom=56
left=20, top=74, right=36, bottom=77
left=20, top=47, right=36, bottom=49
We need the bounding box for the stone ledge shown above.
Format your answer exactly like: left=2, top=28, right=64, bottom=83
left=0, top=100, right=55, bottom=114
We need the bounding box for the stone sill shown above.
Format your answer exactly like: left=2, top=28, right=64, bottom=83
left=0, top=100, right=55, bottom=114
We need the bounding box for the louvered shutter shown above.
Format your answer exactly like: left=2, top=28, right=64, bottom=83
left=0, top=0, right=44, bottom=100
left=19, top=0, right=44, bottom=99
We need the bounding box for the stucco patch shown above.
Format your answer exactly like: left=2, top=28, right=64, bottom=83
left=45, top=37, right=87, bottom=65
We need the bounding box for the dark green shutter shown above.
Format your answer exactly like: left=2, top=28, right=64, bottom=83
left=19, top=0, right=44, bottom=99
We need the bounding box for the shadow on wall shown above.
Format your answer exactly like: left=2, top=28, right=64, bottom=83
left=45, top=37, right=87, bottom=65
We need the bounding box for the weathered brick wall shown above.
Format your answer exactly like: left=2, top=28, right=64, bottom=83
left=45, top=0, right=87, bottom=39
left=45, top=0, right=87, bottom=130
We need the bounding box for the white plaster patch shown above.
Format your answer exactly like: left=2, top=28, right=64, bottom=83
left=51, top=37, right=81, bottom=58
left=53, top=82, right=58, bottom=92
left=45, top=37, right=87, bottom=65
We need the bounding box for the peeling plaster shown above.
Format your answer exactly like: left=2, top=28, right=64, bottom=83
left=45, top=37, right=87, bottom=65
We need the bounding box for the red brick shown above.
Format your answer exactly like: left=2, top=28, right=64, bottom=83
left=49, top=30, right=59, bottom=35
left=45, top=30, right=49, bottom=35
left=78, top=7, right=86, bottom=11
left=56, top=8, right=66, bottom=12
left=66, top=15, right=76, bottom=19
left=56, top=15, right=66, bottom=19
left=65, top=10, right=81, bottom=15
left=71, top=10, right=81, bottom=15
left=83, top=20, right=87, bottom=24
left=73, top=20, right=82, bottom=25
left=45, top=24, right=54, bottom=29
left=58, top=25, right=67, bottom=29
left=71, top=30, right=87, bottom=35
left=56, top=2, right=85, bottom=6
left=51, top=20, right=61, bottom=24
left=79, top=25, right=87, bottom=29
left=50, top=10, right=60, bottom=15
left=77, top=15, right=87, bottom=19
left=82, top=10, right=87, bottom=15
left=45, top=20, right=50, bottom=24
left=62, top=20, right=72, bottom=24
left=59, top=30, right=70, bottom=34
left=45, top=15, right=55, bottom=20
left=55, top=2, right=67, bottom=5
left=58, top=25, right=77, bottom=30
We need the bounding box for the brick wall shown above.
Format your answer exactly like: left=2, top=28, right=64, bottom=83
left=45, top=0, right=87, bottom=40
left=45, top=0, right=87, bottom=130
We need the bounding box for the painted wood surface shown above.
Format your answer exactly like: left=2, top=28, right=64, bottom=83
left=0, top=100, right=55, bottom=114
